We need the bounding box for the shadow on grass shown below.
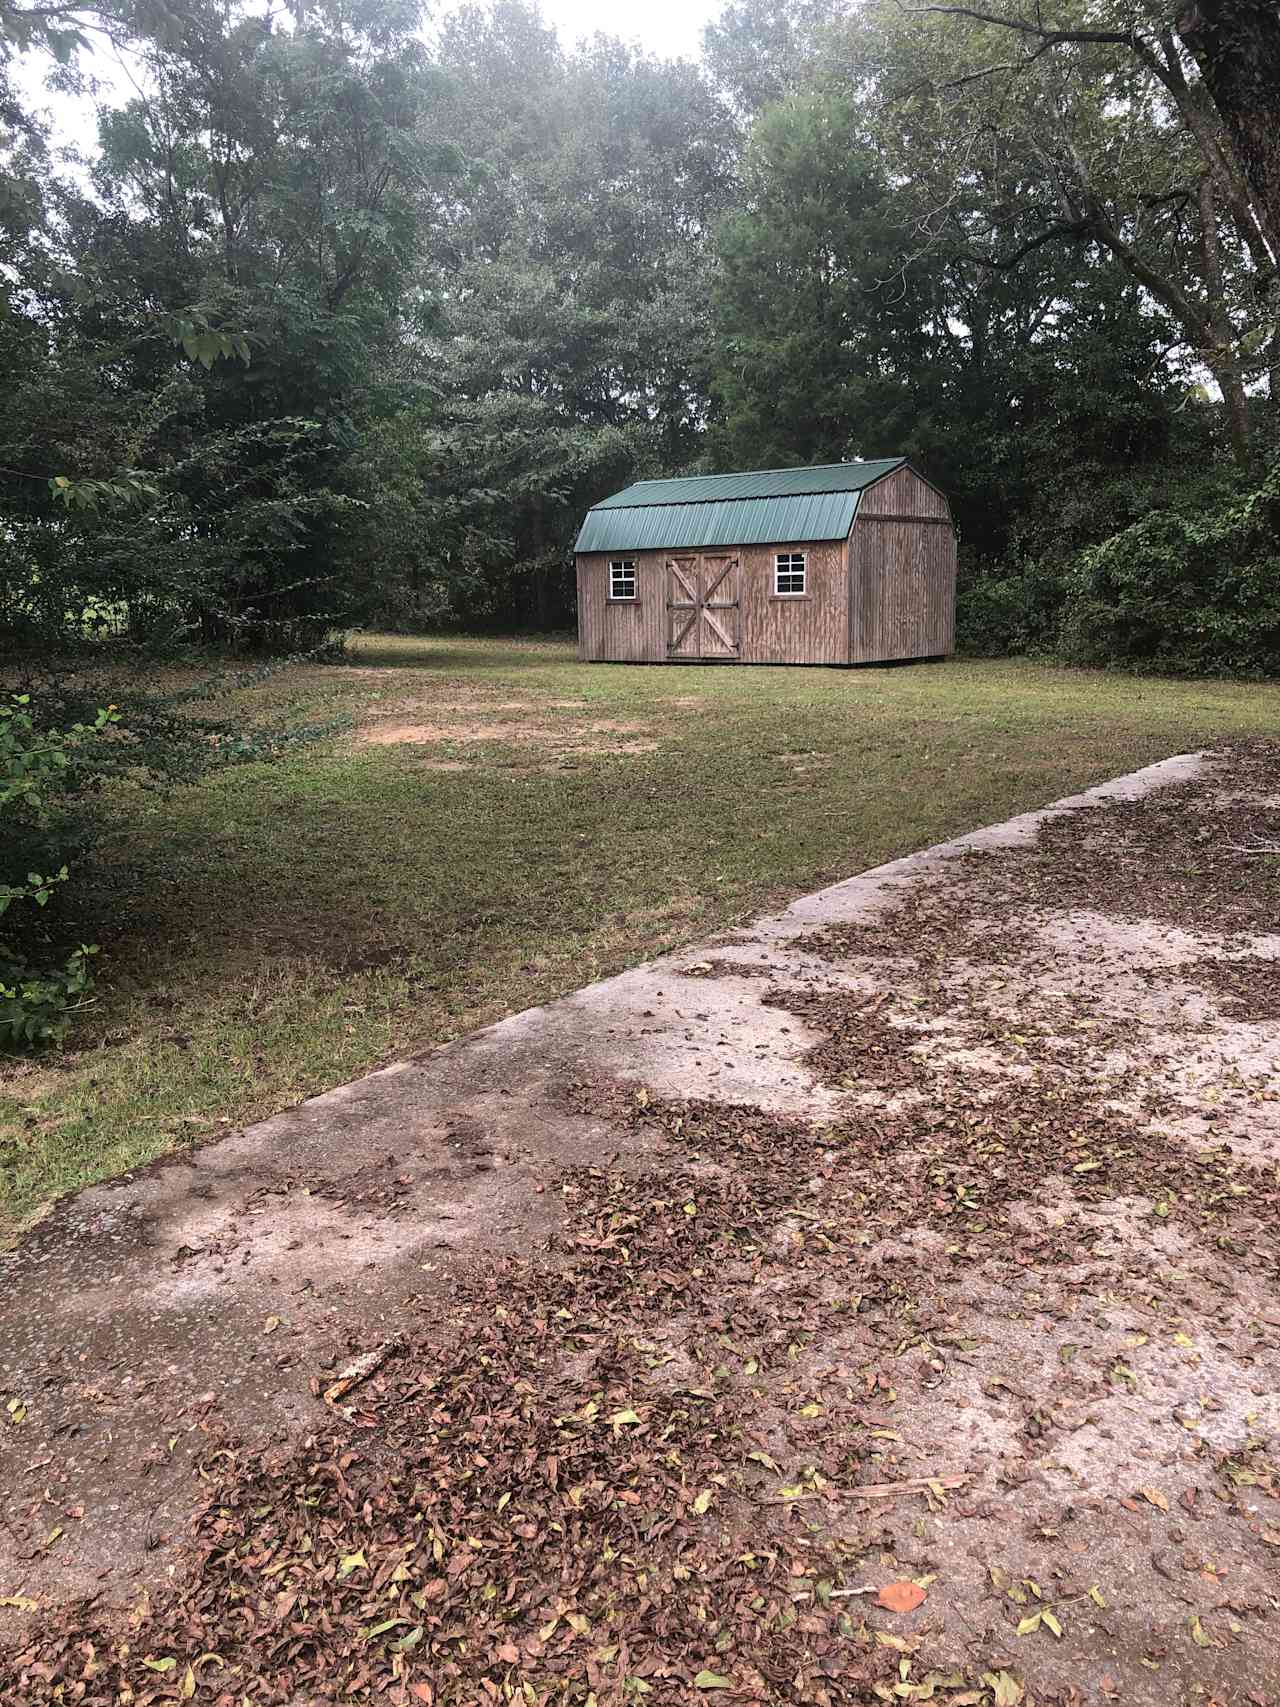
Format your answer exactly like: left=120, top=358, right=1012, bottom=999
left=347, top=635, right=576, bottom=671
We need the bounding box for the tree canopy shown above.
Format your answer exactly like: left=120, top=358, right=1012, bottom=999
left=0, top=0, right=1275, bottom=648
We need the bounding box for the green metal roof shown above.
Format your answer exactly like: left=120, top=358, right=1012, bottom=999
left=574, top=459, right=906, bottom=553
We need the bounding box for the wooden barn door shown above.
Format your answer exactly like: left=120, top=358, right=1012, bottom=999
left=665, top=552, right=741, bottom=660
left=699, top=554, right=741, bottom=658
left=666, top=556, right=702, bottom=658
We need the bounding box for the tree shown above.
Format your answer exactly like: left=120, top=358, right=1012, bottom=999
left=394, top=2, right=738, bottom=627
left=702, top=0, right=844, bottom=115
left=1177, top=0, right=1280, bottom=262
left=1, top=0, right=459, bottom=652
left=710, top=81, right=1192, bottom=561
left=896, top=0, right=1279, bottom=463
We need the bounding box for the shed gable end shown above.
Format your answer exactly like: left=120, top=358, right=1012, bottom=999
left=856, top=465, right=951, bottom=519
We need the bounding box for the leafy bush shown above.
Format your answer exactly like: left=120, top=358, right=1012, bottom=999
left=1057, top=462, right=1280, bottom=677
left=0, top=946, right=98, bottom=1049
left=955, top=553, right=1065, bottom=657
left=0, top=695, right=115, bottom=1047
left=0, top=668, right=343, bottom=1050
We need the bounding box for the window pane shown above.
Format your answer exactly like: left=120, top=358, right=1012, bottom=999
left=775, top=553, right=806, bottom=594
left=609, top=560, right=636, bottom=599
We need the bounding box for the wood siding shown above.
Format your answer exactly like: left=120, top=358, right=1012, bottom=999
left=738, top=540, right=848, bottom=664
left=576, top=550, right=667, bottom=661
left=857, top=465, right=950, bottom=519
left=577, top=544, right=848, bottom=664
left=849, top=517, right=956, bottom=662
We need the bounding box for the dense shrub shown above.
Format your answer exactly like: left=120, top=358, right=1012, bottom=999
left=0, top=667, right=347, bottom=1049
left=954, top=554, right=1066, bottom=657
left=0, top=696, right=114, bottom=1047
left=1057, top=463, right=1280, bottom=677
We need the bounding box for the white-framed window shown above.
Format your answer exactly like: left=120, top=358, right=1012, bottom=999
left=775, top=551, right=807, bottom=596
left=609, top=559, right=637, bottom=600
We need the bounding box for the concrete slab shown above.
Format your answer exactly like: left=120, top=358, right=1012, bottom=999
left=3, top=745, right=1279, bottom=1707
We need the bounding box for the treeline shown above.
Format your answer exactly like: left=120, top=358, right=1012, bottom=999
left=1, top=0, right=1279, bottom=673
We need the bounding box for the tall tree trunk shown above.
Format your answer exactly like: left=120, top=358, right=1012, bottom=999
left=1198, top=174, right=1252, bottom=467
left=1178, top=0, right=1280, bottom=264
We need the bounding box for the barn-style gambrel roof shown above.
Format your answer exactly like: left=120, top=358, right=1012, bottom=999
left=574, top=459, right=908, bottom=554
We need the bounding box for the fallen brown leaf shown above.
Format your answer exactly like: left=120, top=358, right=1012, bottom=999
left=876, top=1580, right=926, bottom=1613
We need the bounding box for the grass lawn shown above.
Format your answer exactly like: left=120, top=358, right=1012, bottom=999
left=3, top=634, right=1280, bottom=1235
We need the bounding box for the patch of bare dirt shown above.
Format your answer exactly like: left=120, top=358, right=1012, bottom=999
left=584, top=718, right=650, bottom=736
left=356, top=712, right=658, bottom=759
left=359, top=720, right=562, bottom=745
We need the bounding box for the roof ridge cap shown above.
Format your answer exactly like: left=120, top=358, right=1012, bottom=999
left=629, top=456, right=900, bottom=487
left=592, top=459, right=905, bottom=512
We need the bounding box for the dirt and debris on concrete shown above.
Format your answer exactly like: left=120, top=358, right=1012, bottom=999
left=2, top=745, right=1279, bottom=1706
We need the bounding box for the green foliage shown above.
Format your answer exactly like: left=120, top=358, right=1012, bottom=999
left=710, top=79, right=1201, bottom=566
left=0, top=696, right=117, bottom=1049
left=0, top=945, right=97, bottom=1050
left=0, top=669, right=345, bottom=1051
left=1, top=0, right=458, bottom=656
left=955, top=558, right=1066, bottom=659
left=384, top=10, right=736, bottom=628
left=1, top=0, right=1275, bottom=664
left=1057, top=464, right=1280, bottom=677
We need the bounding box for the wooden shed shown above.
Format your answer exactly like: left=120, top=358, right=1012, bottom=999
left=574, top=458, right=956, bottom=666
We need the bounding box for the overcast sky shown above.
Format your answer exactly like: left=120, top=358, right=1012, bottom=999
left=17, top=0, right=725, bottom=156
left=538, top=0, right=720, bottom=58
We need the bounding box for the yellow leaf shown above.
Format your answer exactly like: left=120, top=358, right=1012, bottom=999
left=0, top=1594, right=36, bottom=1612
left=1042, top=1610, right=1063, bottom=1637
left=179, top=1664, right=196, bottom=1699
left=1189, top=1615, right=1212, bottom=1648
left=1140, top=1486, right=1169, bottom=1512
left=1015, top=1613, right=1042, bottom=1636
left=693, top=1489, right=713, bottom=1515
left=987, top=1674, right=1024, bottom=1707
